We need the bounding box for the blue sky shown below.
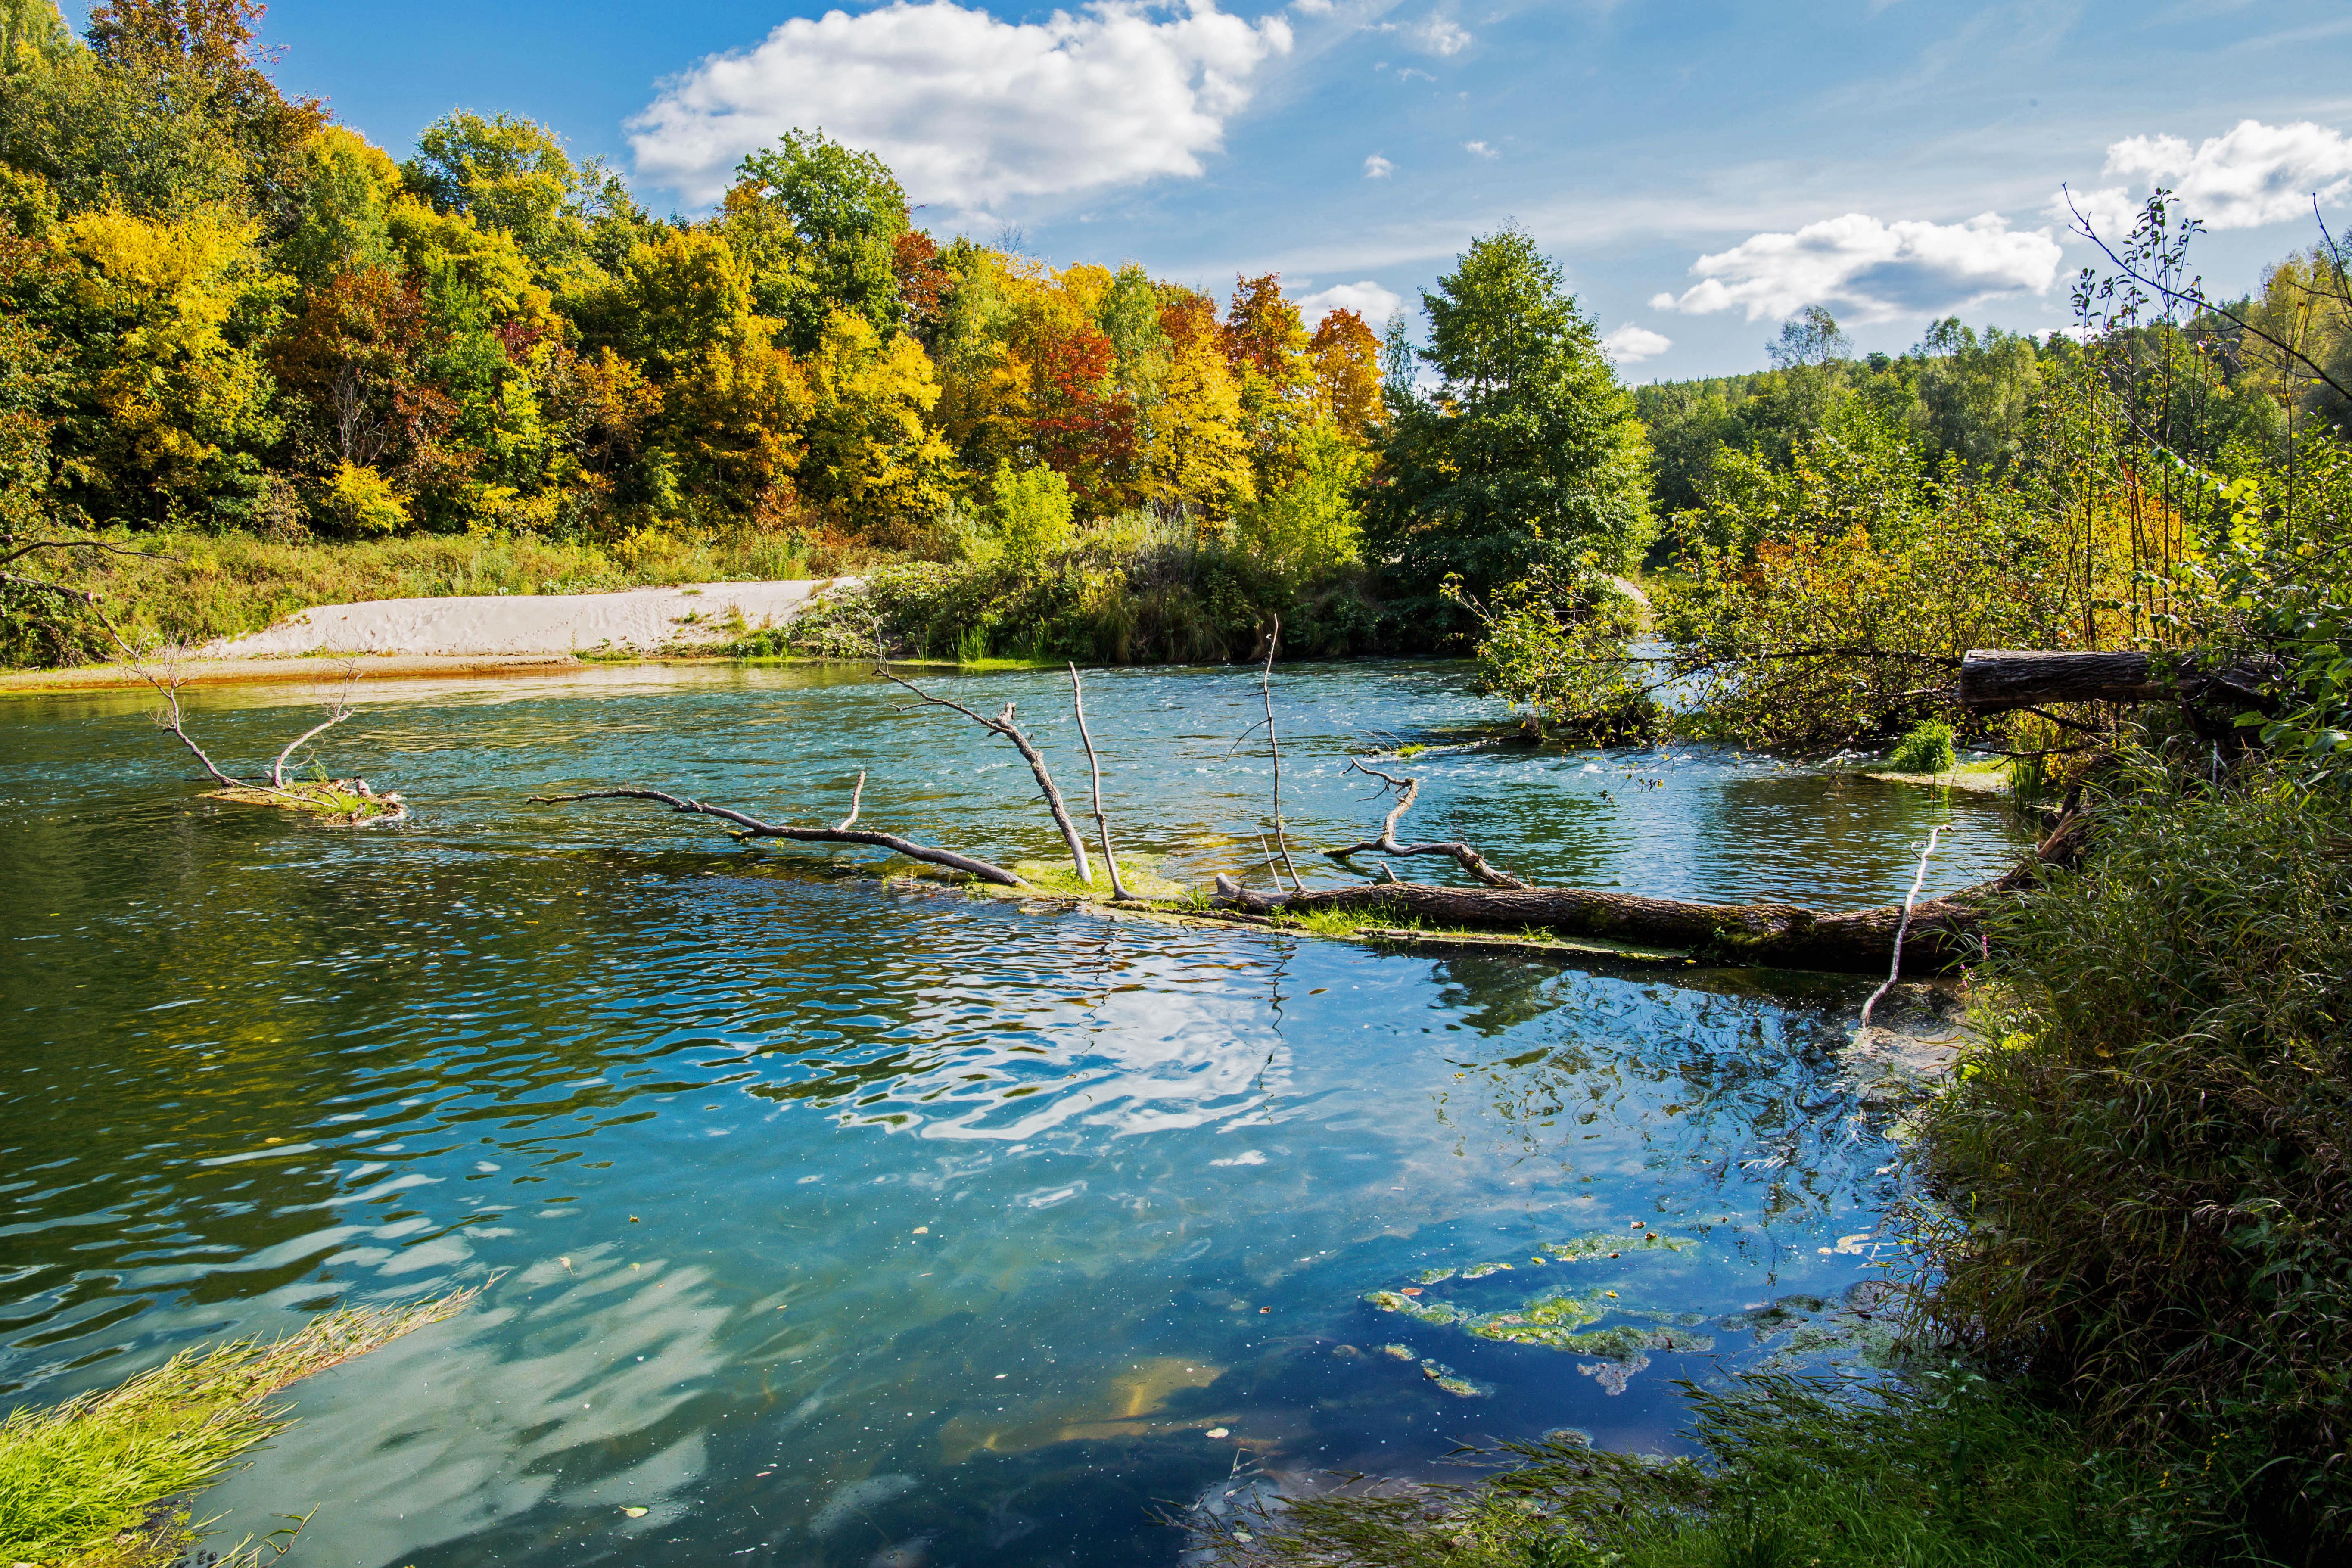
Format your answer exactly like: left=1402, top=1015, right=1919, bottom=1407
left=82, top=1, right=2352, bottom=379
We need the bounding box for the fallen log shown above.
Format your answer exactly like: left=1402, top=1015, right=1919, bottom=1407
left=1957, top=649, right=2274, bottom=715
left=1214, top=789, right=2088, bottom=975
left=1215, top=874, right=1994, bottom=975
left=1957, top=650, right=2158, bottom=712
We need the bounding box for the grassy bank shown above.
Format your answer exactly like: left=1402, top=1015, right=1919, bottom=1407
left=0, top=1293, right=473, bottom=1567
left=2, top=526, right=845, bottom=668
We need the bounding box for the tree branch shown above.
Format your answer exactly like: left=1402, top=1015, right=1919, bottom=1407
left=528, top=784, right=1029, bottom=887
left=1325, top=760, right=1528, bottom=889
left=1256, top=618, right=1303, bottom=892
left=876, top=663, right=1092, bottom=884
left=1069, top=664, right=1135, bottom=900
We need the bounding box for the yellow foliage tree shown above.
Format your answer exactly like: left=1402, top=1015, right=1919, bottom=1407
left=50, top=203, right=287, bottom=520
left=800, top=308, right=953, bottom=546
left=1143, top=336, right=1254, bottom=529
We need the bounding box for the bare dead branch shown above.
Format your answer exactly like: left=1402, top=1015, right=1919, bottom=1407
left=1860, top=825, right=1944, bottom=1031
left=875, top=663, right=1092, bottom=884
left=1255, top=618, right=1303, bottom=892
left=837, top=769, right=866, bottom=831
left=529, top=785, right=1029, bottom=887
left=1069, top=664, right=1134, bottom=899
left=94, top=617, right=243, bottom=789
left=0, top=533, right=180, bottom=572
left=2063, top=185, right=2352, bottom=406
left=1325, top=760, right=1528, bottom=889
left=270, top=666, right=361, bottom=788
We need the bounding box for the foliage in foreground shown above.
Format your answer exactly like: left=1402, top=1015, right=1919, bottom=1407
left=1225, top=1372, right=2181, bottom=1568
left=1919, top=759, right=2352, bottom=1561
left=0, top=1294, right=471, bottom=1568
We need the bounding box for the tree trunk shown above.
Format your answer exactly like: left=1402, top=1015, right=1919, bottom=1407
left=1216, top=877, right=1992, bottom=975
left=1958, top=650, right=2158, bottom=712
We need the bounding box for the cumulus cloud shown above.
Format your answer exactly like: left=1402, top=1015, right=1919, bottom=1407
left=1465, top=139, right=1497, bottom=159
left=1363, top=152, right=1394, bottom=178
left=1296, top=279, right=1403, bottom=323
left=1602, top=324, right=1672, bottom=363
left=2052, top=119, right=2352, bottom=235
left=628, top=1, right=1294, bottom=211
left=1654, top=212, right=2063, bottom=323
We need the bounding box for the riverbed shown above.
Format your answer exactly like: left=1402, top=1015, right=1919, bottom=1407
left=0, top=660, right=2026, bottom=1566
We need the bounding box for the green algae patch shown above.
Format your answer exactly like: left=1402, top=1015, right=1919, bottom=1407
left=1543, top=1229, right=1698, bottom=1263
left=1363, top=1289, right=1468, bottom=1325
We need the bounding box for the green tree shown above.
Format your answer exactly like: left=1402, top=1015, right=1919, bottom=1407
left=734, top=128, right=909, bottom=354
left=404, top=111, right=641, bottom=293
left=1361, top=226, right=1651, bottom=628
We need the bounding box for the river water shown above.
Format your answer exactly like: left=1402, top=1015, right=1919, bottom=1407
left=0, top=661, right=2025, bottom=1566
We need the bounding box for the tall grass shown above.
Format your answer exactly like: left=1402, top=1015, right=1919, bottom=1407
left=0, top=1293, right=473, bottom=1567
left=1916, top=759, right=2352, bottom=1562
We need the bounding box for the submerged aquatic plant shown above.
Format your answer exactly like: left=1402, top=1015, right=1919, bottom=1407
left=1216, top=1371, right=2187, bottom=1567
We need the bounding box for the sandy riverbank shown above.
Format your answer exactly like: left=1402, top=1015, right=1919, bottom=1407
left=1, top=580, right=852, bottom=694
left=195, top=578, right=847, bottom=659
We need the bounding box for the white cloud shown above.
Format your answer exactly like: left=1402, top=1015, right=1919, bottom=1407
left=2052, top=118, right=2352, bottom=234
left=1602, top=324, right=1673, bottom=363
left=1413, top=16, right=1472, bottom=55
left=1655, top=211, right=2063, bottom=323
left=1296, top=279, right=1403, bottom=323
left=1465, top=139, right=1497, bottom=159
left=628, top=1, right=1294, bottom=212
left=1291, top=0, right=1335, bottom=12
left=1363, top=152, right=1394, bottom=178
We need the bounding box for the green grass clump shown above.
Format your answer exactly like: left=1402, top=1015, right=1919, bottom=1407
left=0, top=1294, right=472, bottom=1568
left=1224, top=1372, right=2182, bottom=1568
left=1884, top=719, right=1957, bottom=774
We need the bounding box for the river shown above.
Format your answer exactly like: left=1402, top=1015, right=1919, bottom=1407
left=0, top=660, right=2025, bottom=1566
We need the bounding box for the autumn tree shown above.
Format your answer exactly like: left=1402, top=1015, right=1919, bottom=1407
left=1308, top=307, right=1382, bottom=435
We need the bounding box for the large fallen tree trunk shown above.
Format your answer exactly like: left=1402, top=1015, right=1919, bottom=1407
left=1216, top=756, right=2091, bottom=975
left=1957, top=648, right=2273, bottom=714
left=1215, top=874, right=2000, bottom=975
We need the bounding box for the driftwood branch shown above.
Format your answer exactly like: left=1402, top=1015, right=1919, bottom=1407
left=1069, top=664, right=1134, bottom=900
left=270, top=666, right=361, bottom=788
left=95, top=619, right=242, bottom=789
left=529, top=784, right=1028, bottom=887
left=1860, top=826, right=1944, bottom=1028
left=1255, top=619, right=1304, bottom=893
left=1325, top=761, right=1528, bottom=889
left=877, top=665, right=1092, bottom=884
